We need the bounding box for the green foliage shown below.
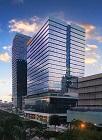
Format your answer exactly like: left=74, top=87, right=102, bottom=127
left=0, top=110, right=47, bottom=140
left=70, top=119, right=96, bottom=130
left=0, top=110, right=25, bottom=140
left=57, top=129, right=102, bottom=140
left=24, top=119, right=44, bottom=129
left=43, top=130, right=60, bottom=139
left=56, top=120, right=102, bottom=140
left=49, top=115, right=60, bottom=126
left=0, top=110, right=102, bottom=140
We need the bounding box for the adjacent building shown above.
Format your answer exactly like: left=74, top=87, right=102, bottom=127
left=66, top=74, right=102, bottom=126
left=67, top=109, right=102, bottom=126
left=12, top=33, right=30, bottom=110
left=78, top=73, right=102, bottom=109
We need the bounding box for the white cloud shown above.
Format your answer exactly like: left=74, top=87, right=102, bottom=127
left=0, top=95, right=12, bottom=102
left=0, top=78, right=12, bottom=102
left=85, top=44, right=98, bottom=51
left=85, top=44, right=100, bottom=64
left=0, top=52, right=11, bottom=62
left=0, top=79, right=11, bottom=87
left=0, top=80, right=7, bottom=85
left=9, top=15, right=102, bottom=43
left=85, top=57, right=97, bottom=64
left=96, top=36, right=102, bottom=43
left=80, top=24, right=96, bottom=39
left=3, top=45, right=12, bottom=52
left=80, top=23, right=102, bottom=43
left=9, top=16, right=42, bottom=36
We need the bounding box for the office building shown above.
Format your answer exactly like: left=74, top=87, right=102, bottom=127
left=78, top=73, right=102, bottom=109
left=24, top=17, right=85, bottom=123
left=27, top=17, right=85, bottom=96
left=12, top=33, right=30, bottom=110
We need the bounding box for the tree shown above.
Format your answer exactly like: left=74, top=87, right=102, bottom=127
left=0, top=110, right=26, bottom=140
left=49, top=115, right=60, bottom=130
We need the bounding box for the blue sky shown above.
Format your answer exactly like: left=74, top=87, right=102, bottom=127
left=0, top=0, right=102, bottom=101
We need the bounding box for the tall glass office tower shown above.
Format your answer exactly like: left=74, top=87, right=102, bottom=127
left=67, top=24, right=85, bottom=77
left=12, top=33, right=30, bottom=110
left=27, top=17, right=85, bottom=96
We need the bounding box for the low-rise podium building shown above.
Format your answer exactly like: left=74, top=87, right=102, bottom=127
left=78, top=73, right=102, bottom=109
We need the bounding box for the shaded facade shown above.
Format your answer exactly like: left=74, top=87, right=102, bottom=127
left=12, top=33, right=30, bottom=110
left=25, top=95, right=77, bottom=123
left=67, top=23, right=85, bottom=77
left=25, top=95, right=77, bottom=113
left=67, top=110, right=102, bottom=125
left=78, top=73, right=102, bottom=109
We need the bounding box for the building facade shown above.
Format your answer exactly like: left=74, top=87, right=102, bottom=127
left=24, top=17, right=85, bottom=123
left=67, top=23, right=85, bottom=77
left=12, top=33, right=30, bottom=110
left=78, top=73, right=102, bottom=109
left=67, top=110, right=102, bottom=126
left=27, top=17, right=85, bottom=96
left=25, top=95, right=77, bottom=124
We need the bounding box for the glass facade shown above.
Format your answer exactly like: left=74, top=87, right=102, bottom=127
left=12, top=33, right=30, bottom=109
left=25, top=96, right=77, bottom=113
left=67, top=110, right=102, bottom=125
left=67, top=23, right=85, bottom=77
left=27, top=17, right=85, bottom=96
